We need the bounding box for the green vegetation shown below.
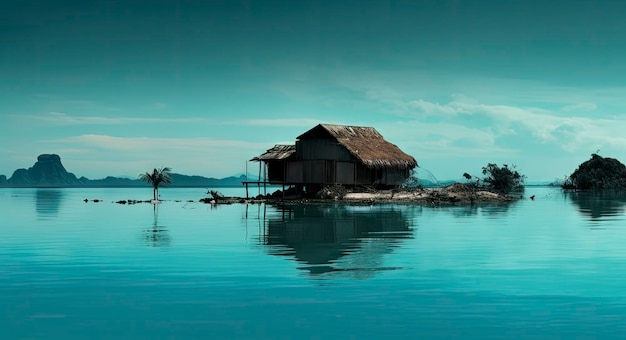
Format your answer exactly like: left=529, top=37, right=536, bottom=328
left=480, top=163, right=526, bottom=194
left=139, top=167, right=173, bottom=201
left=562, top=153, right=626, bottom=190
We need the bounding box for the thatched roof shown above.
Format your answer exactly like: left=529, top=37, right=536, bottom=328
left=251, top=144, right=295, bottom=161
left=297, top=124, right=417, bottom=169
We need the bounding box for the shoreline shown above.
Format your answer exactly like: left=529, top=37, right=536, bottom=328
left=90, top=183, right=522, bottom=206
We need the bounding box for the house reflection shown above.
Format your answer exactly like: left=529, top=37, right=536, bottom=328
left=567, top=191, right=626, bottom=220
left=260, top=204, right=414, bottom=278
left=450, top=203, right=512, bottom=219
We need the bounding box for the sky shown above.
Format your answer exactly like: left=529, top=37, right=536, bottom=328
left=3, top=0, right=626, bottom=182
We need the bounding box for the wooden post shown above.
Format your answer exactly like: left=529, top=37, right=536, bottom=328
left=245, top=161, right=249, bottom=199
left=283, top=161, right=286, bottom=197
left=258, top=162, right=262, bottom=196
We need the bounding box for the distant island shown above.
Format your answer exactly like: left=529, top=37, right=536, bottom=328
left=0, top=154, right=252, bottom=188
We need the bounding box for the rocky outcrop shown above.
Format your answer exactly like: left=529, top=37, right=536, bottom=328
left=6, top=154, right=85, bottom=187
left=563, top=154, right=626, bottom=190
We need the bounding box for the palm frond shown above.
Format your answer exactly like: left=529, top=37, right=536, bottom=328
left=139, top=167, right=173, bottom=187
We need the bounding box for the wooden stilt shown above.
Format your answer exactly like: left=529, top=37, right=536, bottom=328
left=258, top=162, right=262, bottom=196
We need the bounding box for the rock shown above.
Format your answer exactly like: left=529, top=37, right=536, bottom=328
left=6, top=154, right=84, bottom=187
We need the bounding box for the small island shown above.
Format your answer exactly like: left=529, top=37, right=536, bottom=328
left=561, top=153, right=626, bottom=191
left=235, top=124, right=527, bottom=205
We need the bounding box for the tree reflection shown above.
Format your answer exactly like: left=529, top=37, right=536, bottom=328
left=143, top=203, right=171, bottom=247
left=567, top=190, right=626, bottom=220
left=260, top=204, right=414, bottom=279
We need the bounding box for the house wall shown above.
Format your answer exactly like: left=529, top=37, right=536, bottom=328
left=285, top=161, right=303, bottom=183
left=272, top=161, right=409, bottom=186
left=336, top=162, right=355, bottom=185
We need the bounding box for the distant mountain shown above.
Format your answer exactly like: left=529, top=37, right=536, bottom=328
left=5, top=154, right=87, bottom=187
left=418, top=178, right=457, bottom=188
left=0, top=154, right=251, bottom=188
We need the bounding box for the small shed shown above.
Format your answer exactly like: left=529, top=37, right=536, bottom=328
left=249, top=123, right=417, bottom=193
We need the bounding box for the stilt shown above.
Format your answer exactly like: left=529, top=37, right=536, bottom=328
left=245, top=161, right=249, bottom=199
left=258, top=162, right=262, bottom=196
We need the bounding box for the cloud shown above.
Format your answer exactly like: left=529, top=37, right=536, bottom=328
left=406, top=99, right=458, bottom=116
left=376, top=120, right=509, bottom=157
left=52, top=134, right=262, bottom=151
left=374, top=95, right=626, bottom=158
left=234, top=118, right=325, bottom=127
left=26, top=112, right=212, bottom=125
left=23, top=113, right=333, bottom=129
left=44, top=134, right=272, bottom=178
left=562, top=102, right=597, bottom=112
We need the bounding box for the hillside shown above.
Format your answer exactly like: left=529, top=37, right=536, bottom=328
left=0, top=154, right=251, bottom=188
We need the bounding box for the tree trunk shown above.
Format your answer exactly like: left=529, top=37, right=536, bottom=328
left=153, top=187, right=158, bottom=201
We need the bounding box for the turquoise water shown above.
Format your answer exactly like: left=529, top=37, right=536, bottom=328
left=3, top=186, right=626, bottom=338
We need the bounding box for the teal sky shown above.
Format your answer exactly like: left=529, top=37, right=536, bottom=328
left=3, top=0, right=626, bottom=181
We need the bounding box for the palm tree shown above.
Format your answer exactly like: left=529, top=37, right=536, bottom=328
left=139, top=167, right=173, bottom=201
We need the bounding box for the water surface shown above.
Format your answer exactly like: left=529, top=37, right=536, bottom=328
left=2, top=187, right=626, bottom=338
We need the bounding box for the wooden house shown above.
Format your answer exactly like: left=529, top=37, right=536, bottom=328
left=250, top=124, right=417, bottom=194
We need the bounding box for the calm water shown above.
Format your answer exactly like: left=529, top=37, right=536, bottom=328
left=3, top=186, right=626, bottom=339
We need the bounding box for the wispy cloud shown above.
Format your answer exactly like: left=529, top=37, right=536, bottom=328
left=23, top=112, right=214, bottom=125
left=405, top=99, right=458, bottom=116
left=51, top=134, right=263, bottom=151
left=44, top=134, right=271, bottom=178
left=234, top=118, right=330, bottom=127
left=562, top=102, right=597, bottom=112
left=23, top=113, right=334, bottom=129
left=393, top=96, right=626, bottom=153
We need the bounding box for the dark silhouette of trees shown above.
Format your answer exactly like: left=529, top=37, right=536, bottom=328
left=563, top=153, right=626, bottom=190
left=481, top=163, right=525, bottom=194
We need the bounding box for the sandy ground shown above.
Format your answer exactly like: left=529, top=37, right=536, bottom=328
left=342, top=186, right=515, bottom=205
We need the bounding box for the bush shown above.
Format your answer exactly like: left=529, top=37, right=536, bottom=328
left=481, top=163, right=526, bottom=194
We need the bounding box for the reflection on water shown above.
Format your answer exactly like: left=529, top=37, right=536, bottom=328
left=9, top=187, right=626, bottom=338
left=567, top=191, right=626, bottom=221
left=142, top=204, right=171, bottom=247
left=447, top=203, right=512, bottom=219
left=260, top=204, right=414, bottom=278
left=35, top=189, right=65, bottom=217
